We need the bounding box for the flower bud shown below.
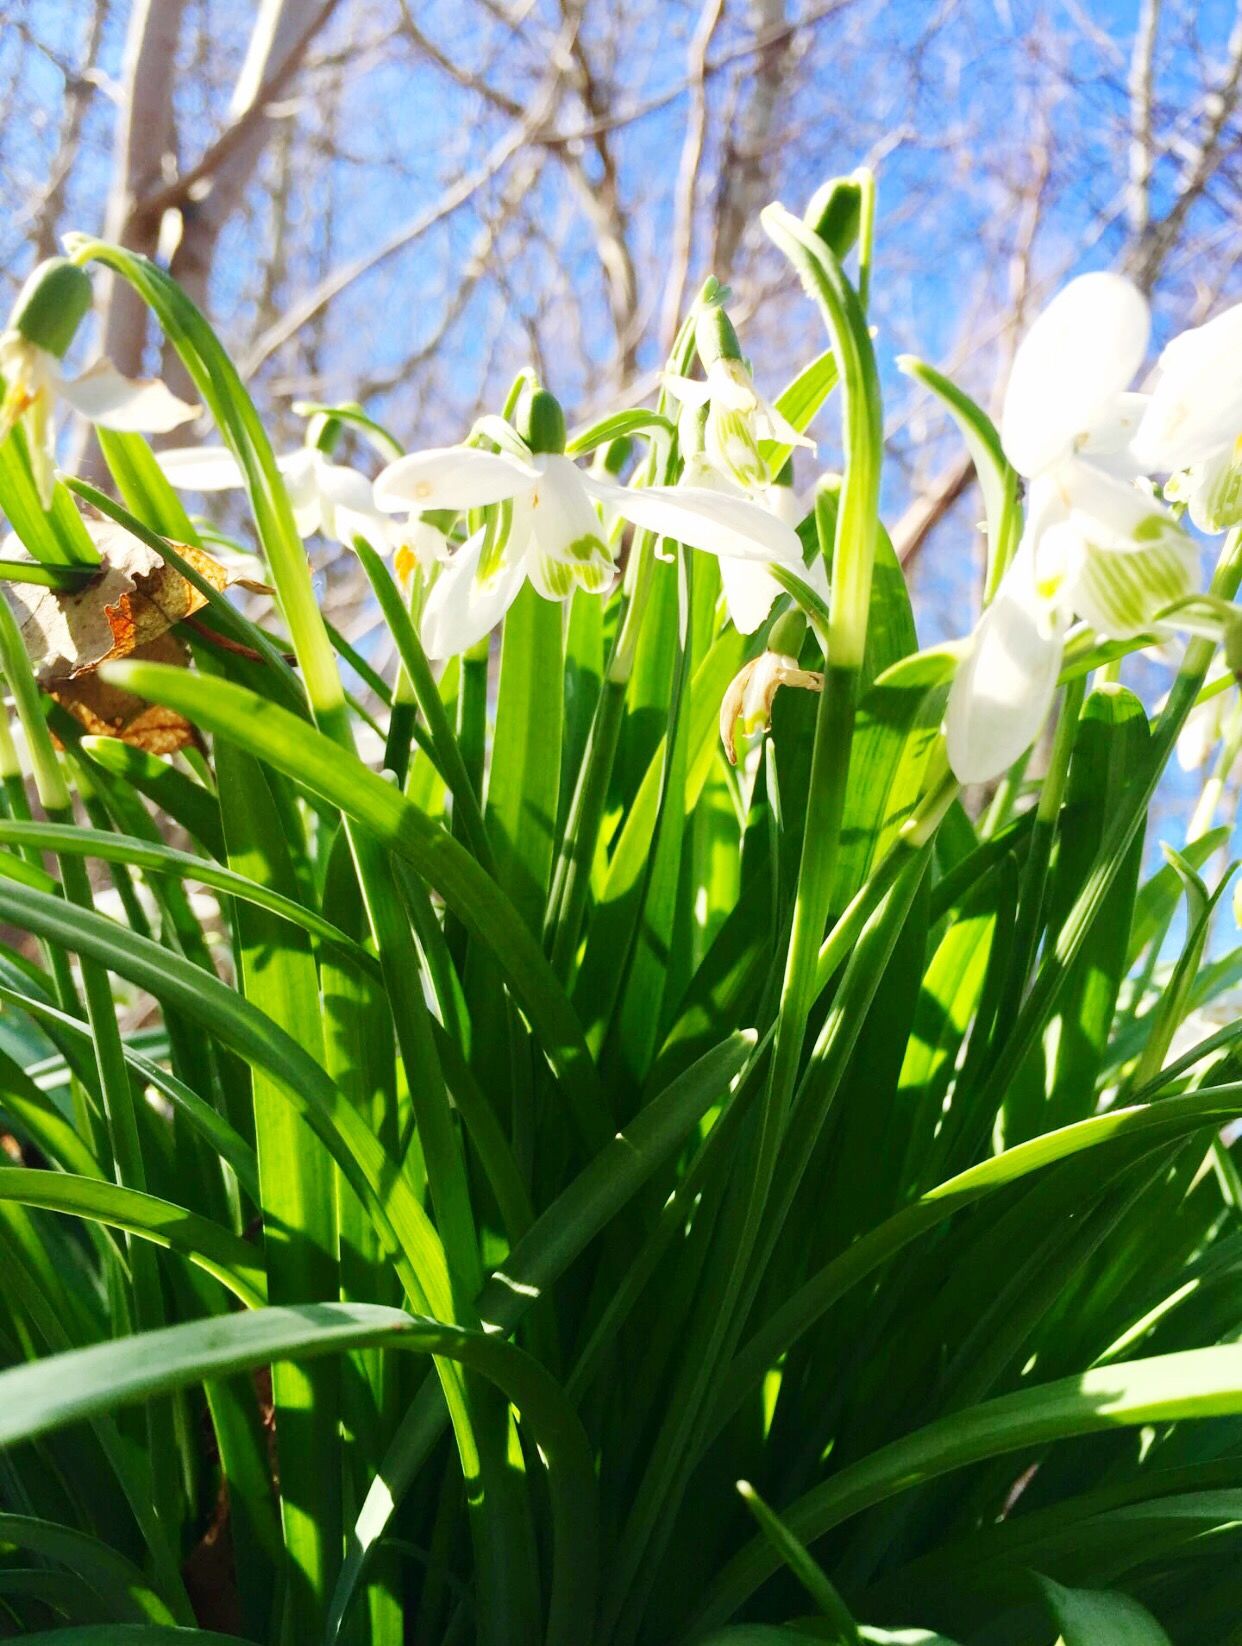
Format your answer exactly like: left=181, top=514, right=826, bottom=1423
left=516, top=385, right=566, bottom=455
left=9, top=257, right=92, bottom=359
left=767, top=608, right=807, bottom=658
left=308, top=411, right=345, bottom=455
left=695, top=305, right=744, bottom=370
left=719, top=650, right=823, bottom=764
left=804, top=177, right=862, bottom=261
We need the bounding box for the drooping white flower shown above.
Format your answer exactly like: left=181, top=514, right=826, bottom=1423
left=664, top=304, right=814, bottom=492
left=160, top=442, right=394, bottom=552
left=678, top=453, right=823, bottom=634
left=946, top=272, right=1199, bottom=784
left=665, top=356, right=814, bottom=491
left=0, top=336, right=197, bottom=510
left=1133, top=302, right=1242, bottom=534
left=945, top=536, right=1065, bottom=786
left=373, top=437, right=805, bottom=661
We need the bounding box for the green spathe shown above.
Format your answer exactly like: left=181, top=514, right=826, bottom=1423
left=9, top=256, right=92, bottom=358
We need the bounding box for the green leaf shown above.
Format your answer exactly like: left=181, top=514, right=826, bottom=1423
left=720, top=1078, right=1242, bottom=1432
left=0, top=421, right=100, bottom=566
left=698, top=1340, right=1242, bottom=1629
left=761, top=345, right=840, bottom=475
left=96, top=429, right=203, bottom=545
left=1038, top=1575, right=1174, bottom=1645
left=486, top=581, right=563, bottom=932
left=0, top=1303, right=597, bottom=1646
left=0, top=1515, right=176, bottom=1625
left=737, top=1480, right=859, bottom=1642
left=13, top=1630, right=259, bottom=1644
left=0, top=980, right=260, bottom=1201
left=103, top=656, right=609, bottom=1154
left=0, top=1167, right=265, bottom=1306
left=0, top=876, right=456, bottom=1320
left=897, top=354, right=1019, bottom=596
left=574, top=626, right=745, bottom=1048
left=325, top=1031, right=756, bottom=1637
left=0, top=819, right=376, bottom=971
left=76, top=740, right=225, bottom=859
left=1007, top=685, right=1149, bottom=1139
left=1128, top=827, right=1230, bottom=968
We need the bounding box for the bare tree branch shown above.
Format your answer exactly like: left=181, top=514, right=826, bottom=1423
left=659, top=0, right=726, bottom=355
left=31, top=1, right=110, bottom=262
left=161, top=0, right=341, bottom=391
left=1128, top=1, right=1242, bottom=291
left=242, top=10, right=583, bottom=378
left=1126, top=0, right=1160, bottom=242
left=98, top=0, right=188, bottom=374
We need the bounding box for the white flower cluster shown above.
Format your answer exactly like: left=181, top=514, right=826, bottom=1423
left=7, top=247, right=1238, bottom=790
left=946, top=274, right=1242, bottom=784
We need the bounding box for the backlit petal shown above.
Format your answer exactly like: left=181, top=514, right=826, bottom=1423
left=419, top=530, right=526, bottom=660
left=662, top=373, right=712, bottom=409
left=59, top=359, right=199, bottom=432
left=1133, top=302, right=1242, bottom=472
left=1001, top=273, right=1149, bottom=477
left=586, top=474, right=803, bottom=564
left=719, top=556, right=781, bottom=633
left=1186, top=442, right=1242, bottom=535
left=525, top=455, right=613, bottom=597
left=756, top=393, right=816, bottom=451
left=946, top=553, right=1065, bottom=784
left=158, top=445, right=246, bottom=492
left=374, top=447, right=537, bottom=513
left=315, top=458, right=379, bottom=515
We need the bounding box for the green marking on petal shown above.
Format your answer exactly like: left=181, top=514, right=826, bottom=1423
left=1076, top=537, right=1197, bottom=636
left=565, top=533, right=607, bottom=565
left=535, top=554, right=578, bottom=599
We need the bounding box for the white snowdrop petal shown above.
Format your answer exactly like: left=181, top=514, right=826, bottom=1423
left=419, top=531, right=526, bottom=660
left=1187, top=443, right=1242, bottom=535
left=588, top=475, right=802, bottom=564
left=60, top=359, right=199, bottom=432
left=374, top=447, right=538, bottom=513
left=662, top=373, right=713, bottom=409
left=315, top=459, right=379, bottom=514
left=1001, top=273, right=1150, bottom=478
left=758, top=395, right=816, bottom=451
left=158, top=445, right=246, bottom=492
left=946, top=561, right=1065, bottom=785
left=719, top=556, right=782, bottom=634
left=1134, top=302, right=1242, bottom=472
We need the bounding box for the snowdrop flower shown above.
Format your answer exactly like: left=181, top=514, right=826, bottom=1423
left=679, top=453, right=824, bottom=634
left=947, top=273, right=1199, bottom=785
left=1133, top=301, right=1242, bottom=534
left=664, top=307, right=813, bottom=491
left=0, top=257, right=196, bottom=508
left=373, top=386, right=805, bottom=661
left=160, top=435, right=391, bottom=553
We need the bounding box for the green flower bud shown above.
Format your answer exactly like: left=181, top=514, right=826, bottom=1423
left=516, top=386, right=566, bottom=455
left=695, top=305, right=744, bottom=369
left=308, top=411, right=344, bottom=454
left=767, top=608, right=807, bottom=658
left=804, top=177, right=862, bottom=261
left=10, top=257, right=92, bottom=359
